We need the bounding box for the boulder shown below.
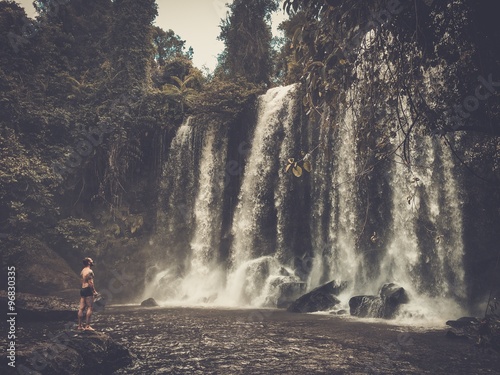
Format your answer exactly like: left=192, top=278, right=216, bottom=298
left=380, top=283, right=410, bottom=305
left=140, top=297, right=159, bottom=307
left=275, top=281, right=307, bottom=308
left=446, top=316, right=479, bottom=329
left=10, top=330, right=132, bottom=374
left=287, top=280, right=345, bottom=313
left=445, top=316, right=482, bottom=341
left=349, top=283, right=409, bottom=319
left=349, top=295, right=384, bottom=318
left=445, top=316, right=500, bottom=352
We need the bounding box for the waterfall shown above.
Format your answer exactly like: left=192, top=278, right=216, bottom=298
left=145, top=79, right=467, bottom=319
left=221, top=84, right=303, bottom=306
left=230, top=85, right=298, bottom=265
left=144, top=117, right=228, bottom=304
left=308, top=95, right=365, bottom=295
left=303, top=52, right=467, bottom=318
left=380, top=133, right=466, bottom=319
left=179, top=122, right=228, bottom=303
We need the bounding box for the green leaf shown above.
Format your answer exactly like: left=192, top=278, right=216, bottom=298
left=292, top=165, right=302, bottom=177
left=170, top=76, right=183, bottom=87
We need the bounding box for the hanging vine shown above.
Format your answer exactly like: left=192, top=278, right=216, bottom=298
left=281, top=0, right=500, bottom=173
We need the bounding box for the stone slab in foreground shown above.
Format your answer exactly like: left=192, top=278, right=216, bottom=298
left=2, top=330, right=132, bottom=374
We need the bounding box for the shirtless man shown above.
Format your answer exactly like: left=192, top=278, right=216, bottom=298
left=77, top=257, right=98, bottom=330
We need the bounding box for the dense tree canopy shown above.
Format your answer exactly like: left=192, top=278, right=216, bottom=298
left=152, top=26, right=193, bottom=67
left=218, top=0, right=279, bottom=85
left=0, top=0, right=265, bottom=260
left=281, top=0, right=500, bottom=138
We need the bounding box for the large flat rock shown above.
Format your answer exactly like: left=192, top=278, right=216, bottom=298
left=287, top=280, right=346, bottom=313
left=3, top=330, right=132, bottom=374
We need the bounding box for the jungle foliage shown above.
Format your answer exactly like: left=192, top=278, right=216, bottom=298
left=278, top=0, right=500, bottom=193
left=0, top=0, right=267, bottom=260
left=217, top=0, right=279, bottom=85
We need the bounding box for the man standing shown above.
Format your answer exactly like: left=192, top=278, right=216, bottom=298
left=77, top=257, right=98, bottom=331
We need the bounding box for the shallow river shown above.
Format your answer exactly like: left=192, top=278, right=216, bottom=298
left=12, top=305, right=500, bottom=374
left=98, top=305, right=498, bottom=374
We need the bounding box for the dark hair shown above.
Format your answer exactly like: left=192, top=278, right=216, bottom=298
left=82, top=257, right=94, bottom=267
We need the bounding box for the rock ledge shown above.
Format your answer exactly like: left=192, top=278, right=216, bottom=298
left=3, top=330, right=132, bottom=374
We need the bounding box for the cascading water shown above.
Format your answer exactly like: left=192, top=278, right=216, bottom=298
left=179, top=121, right=228, bottom=303
left=230, top=85, right=298, bottom=265
left=145, top=84, right=307, bottom=307
left=221, top=84, right=303, bottom=306
left=304, top=43, right=467, bottom=320
left=379, top=133, right=466, bottom=320
left=145, top=76, right=467, bottom=320
left=144, top=118, right=228, bottom=304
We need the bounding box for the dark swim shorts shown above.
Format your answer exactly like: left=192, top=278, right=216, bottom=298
left=80, top=286, right=93, bottom=297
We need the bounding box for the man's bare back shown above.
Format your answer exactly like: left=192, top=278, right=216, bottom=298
left=81, top=267, right=94, bottom=288
left=78, top=257, right=97, bottom=330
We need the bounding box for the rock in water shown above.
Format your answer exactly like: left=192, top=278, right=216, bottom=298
left=445, top=316, right=479, bottom=329
left=13, top=331, right=132, bottom=374
left=379, top=283, right=410, bottom=318
left=286, top=280, right=345, bottom=313
left=349, top=296, right=384, bottom=318
left=272, top=281, right=307, bottom=308
left=349, top=283, right=409, bottom=319
left=380, top=283, right=409, bottom=305
left=140, top=297, right=159, bottom=307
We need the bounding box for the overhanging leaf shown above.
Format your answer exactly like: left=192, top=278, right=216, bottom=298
left=292, top=165, right=302, bottom=177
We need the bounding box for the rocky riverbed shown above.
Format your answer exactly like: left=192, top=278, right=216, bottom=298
left=2, top=303, right=499, bottom=374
